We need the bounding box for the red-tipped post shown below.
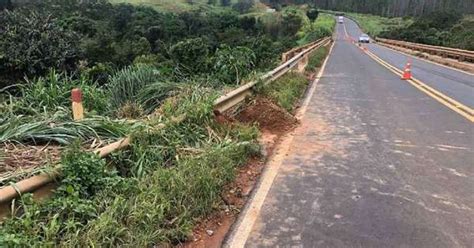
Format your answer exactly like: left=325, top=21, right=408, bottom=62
left=71, top=88, right=84, bottom=120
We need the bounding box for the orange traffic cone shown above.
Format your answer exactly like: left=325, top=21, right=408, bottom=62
left=402, top=65, right=412, bottom=80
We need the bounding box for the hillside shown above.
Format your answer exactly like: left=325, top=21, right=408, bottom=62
left=109, top=0, right=214, bottom=12
left=262, top=0, right=474, bottom=17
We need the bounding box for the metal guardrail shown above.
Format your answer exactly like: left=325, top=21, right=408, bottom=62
left=375, top=37, right=474, bottom=63
left=214, top=37, right=332, bottom=113
left=281, top=40, right=322, bottom=62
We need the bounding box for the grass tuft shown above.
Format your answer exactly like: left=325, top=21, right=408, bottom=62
left=306, top=46, right=329, bottom=72
left=262, top=72, right=309, bottom=112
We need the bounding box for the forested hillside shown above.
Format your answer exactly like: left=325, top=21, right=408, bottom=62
left=263, top=0, right=474, bottom=17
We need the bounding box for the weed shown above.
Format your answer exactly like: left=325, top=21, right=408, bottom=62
left=262, top=72, right=308, bottom=111
left=0, top=84, right=260, bottom=247
left=0, top=146, right=121, bottom=247
left=108, top=65, right=160, bottom=115
left=65, top=141, right=258, bottom=247
left=306, top=46, right=329, bottom=72
left=20, top=69, right=108, bottom=115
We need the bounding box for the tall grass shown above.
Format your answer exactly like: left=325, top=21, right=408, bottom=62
left=20, top=70, right=108, bottom=115
left=0, top=86, right=260, bottom=247
left=306, top=46, right=330, bottom=72
left=108, top=65, right=177, bottom=116
left=262, top=72, right=309, bottom=111
left=0, top=113, right=133, bottom=145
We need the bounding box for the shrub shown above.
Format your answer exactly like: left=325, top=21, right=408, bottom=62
left=0, top=9, right=81, bottom=76
left=233, top=0, right=255, bottom=14
left=262, top=72, right=308, bottom=111
left=281, top=7, right=305, bottom=37
left=212, top=45, right=256, bottom=85
left=306, top=46, right=329, bottom=72
left=81, top=63, right=115, bottom=86
left=306, top=8, right=319, bottom=22
left=170, top=37, right=210, bottom=74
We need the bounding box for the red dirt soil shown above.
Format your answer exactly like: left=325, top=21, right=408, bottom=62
left=236, top=97, right=298, bottom=135
left=181, top=97, right=299, bottom=248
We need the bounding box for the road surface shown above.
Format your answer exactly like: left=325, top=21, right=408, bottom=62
left=227, top=18, right=474, bottom=247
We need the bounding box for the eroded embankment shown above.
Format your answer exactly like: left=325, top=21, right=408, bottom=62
left=184, top=43, right=332, bottom=247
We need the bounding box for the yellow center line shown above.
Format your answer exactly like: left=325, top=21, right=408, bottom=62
left=343, top=22, right=350, bottom=39
left=361, top=47, right=474, bottom=122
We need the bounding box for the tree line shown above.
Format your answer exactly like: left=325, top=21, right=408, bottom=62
left=263, top=0, right=474, bottom=17
left=0, top=0, right=315, bottom=88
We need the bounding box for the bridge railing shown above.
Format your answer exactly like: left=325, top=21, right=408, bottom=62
left=375, top=37, right=474, bottom=63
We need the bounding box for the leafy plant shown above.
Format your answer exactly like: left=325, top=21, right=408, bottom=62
left=212, top=45, right=256, bottom=85
left=306, top=8, right=319, bottom=22
left=170, top=37, right=210, bottom=74
left=263, top=72, right=308, bottom=111
left=0, top=147, right=121, bottom=247
left=0, top=8, right=81, bottom=76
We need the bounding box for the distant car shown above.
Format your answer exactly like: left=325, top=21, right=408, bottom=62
left=338, top=16, right=344, bottom=24
left=358, top=34, right=370, bottom=43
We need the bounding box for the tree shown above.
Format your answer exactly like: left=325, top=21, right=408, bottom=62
left=233, top=0, right=255, bottom=14
left=306, top=8, right=319, bottom=22
left=0, top=9, right=81, bottom=76
left=212, top=45, right=256, bottom=85
left=281, top=7, right=304, bottom=37
left=170, top=37, right=210, bottom=74
left=0, top=0, right=12, bottom=10
left=220, top=0, right=231, bottom=7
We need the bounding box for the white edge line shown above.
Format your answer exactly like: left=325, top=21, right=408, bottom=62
left=223, top=41, right=335, bottom=248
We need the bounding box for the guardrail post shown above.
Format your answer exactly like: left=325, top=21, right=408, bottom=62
left=297, top=54, right=309, bottom=73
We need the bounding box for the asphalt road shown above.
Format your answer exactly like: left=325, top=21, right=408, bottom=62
left=344, top=18, right=474, bottom=108
left=234, top=18, right=474, bottom=247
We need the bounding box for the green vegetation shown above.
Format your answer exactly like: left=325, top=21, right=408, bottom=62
left=381, top=12, right=474, bottom=50
left=261, top=44, right=330, bottom=112
left=298, top=13, right=336, bottom=45
left=262, top=72, right=308, bottom=111
left=262, top=0, right=474, bottom=17
left=306, top=46, right=330, bottom=72
left=109, top=0, right=208, bottom=12
left=0, top=87, right=260, bottom=246
left=0, top=0, right=323, bottom=145
left=0, top=0, right=333, bottom=246
left=0, top=114, right=132, bottom=145
left=346, top=13, right=412, bottom=36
